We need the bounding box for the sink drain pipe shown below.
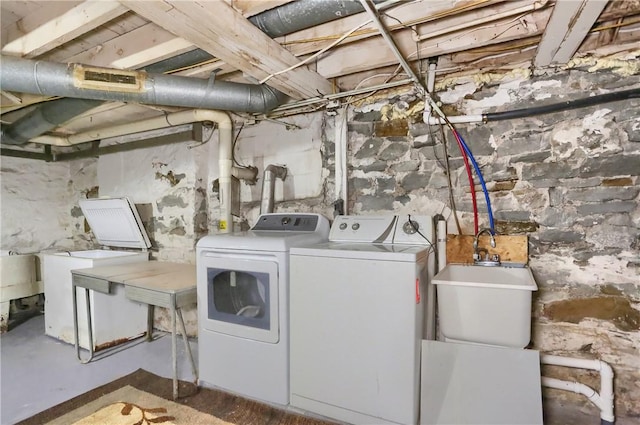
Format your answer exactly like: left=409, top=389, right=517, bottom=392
left=540, top=354, right=615, bottom=424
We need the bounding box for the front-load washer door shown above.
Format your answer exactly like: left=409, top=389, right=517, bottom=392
left=200, top=254, right=279, bottom=343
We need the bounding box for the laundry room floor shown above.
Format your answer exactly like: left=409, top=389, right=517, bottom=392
left=1, top=315, right=635, bottom=425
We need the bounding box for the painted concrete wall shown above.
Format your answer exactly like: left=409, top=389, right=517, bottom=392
left=1, top=63, right=638, bottom=418
left=1, top=157, right=95, bottom=254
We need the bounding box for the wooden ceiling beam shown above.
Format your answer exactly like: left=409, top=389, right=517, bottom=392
left=1, top=1, right=129, bottom=58
left=230, top=0, right=296, bottom=17
left=274, top=0, right=507, bottom=57
left=1, top=1, right=82, bottom=47
left=120, top=0, right=333, bottom=99
left=316, top=7, right=553, bottom=78
left=64, top=23, right=194, bottom=70
left=534, top=0, right=609, bottom=67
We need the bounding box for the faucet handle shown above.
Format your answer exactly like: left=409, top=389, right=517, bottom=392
left=491, top=253, right=500, bottom=263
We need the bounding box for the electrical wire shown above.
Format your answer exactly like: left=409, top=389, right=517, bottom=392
left=231, top=121, right=250, bottom=168
left=343, top=69, right=408, bottom=106
left=452, top=129, right=495, bottom=232
left=407, top=214, right=435, bottom=255
left=259, top=19, right=373, bottom=85
left=435, top=117, right=463, bottom=235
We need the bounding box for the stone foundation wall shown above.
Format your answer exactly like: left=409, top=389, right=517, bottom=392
left=311, top=67, right=639, bottom=417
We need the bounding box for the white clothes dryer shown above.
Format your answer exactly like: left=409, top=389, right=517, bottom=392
left=196, top=213, right=329, bottom=406
left=289, top=215, right=435, bottom=425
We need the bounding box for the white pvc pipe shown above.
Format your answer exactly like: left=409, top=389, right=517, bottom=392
left=31, top=109, right=225, bottom=146
left=30, top=109, right=252, bottom=234
left=426, top=115, right=484, bottom=125
left=214, top=112, right=236, bottom=234
left=437, top=219, right=447, bottom=273
left=423, top=63, right=437, bottom=125
left=541, top=354, right=615, bottom=423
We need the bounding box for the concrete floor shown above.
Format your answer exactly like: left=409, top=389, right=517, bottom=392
left=1, top=315, right=630, bottom=425
left=0, top=314, right=197, bottom=425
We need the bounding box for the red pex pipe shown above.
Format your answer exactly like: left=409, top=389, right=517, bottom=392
left=452, top=129, right=479, bottom=234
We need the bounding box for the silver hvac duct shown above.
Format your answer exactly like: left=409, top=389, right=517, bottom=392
left=260, top=165, right=287, bottom=214
left=1, top=98, right=103, bottom=145
left=0, top=56, right=287, bottom=128
left=1, top=0, right=385, bottom=146
left=250, top=0, right=377, bottom=37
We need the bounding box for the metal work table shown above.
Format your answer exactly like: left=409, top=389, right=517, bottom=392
left=71, top=261, right=197, bottom=399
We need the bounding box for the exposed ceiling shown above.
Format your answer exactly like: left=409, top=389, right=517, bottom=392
left=1, top=0, right=639, bottom=154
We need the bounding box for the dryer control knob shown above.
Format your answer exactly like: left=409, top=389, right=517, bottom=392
left=352, top=223, right=360, bottom=230
left=339, top=223, right=348, bottom=230
left=403, top=220, right=419, bottom=234
left=281, top=217, right=291, bottom=225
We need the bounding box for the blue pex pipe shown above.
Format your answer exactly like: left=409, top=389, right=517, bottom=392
left=455, top=131, right=496, bottom=233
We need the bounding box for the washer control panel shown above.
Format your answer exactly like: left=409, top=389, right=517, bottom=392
left=252, top=214, right=321, bottom=231
left=329, top=215, right=433, bottom=245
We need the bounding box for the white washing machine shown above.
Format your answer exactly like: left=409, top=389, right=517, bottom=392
left=44, top=197, right=150, bottom=349
left=196, top=213, right=330, bottom=406
left=289, top=215, right=435, bottom=425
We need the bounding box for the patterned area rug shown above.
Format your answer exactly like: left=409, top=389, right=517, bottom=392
left=47, top=385, right=230, bottom=425
left=18, top=369, right=335, bottom=425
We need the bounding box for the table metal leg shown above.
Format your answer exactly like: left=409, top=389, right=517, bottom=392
left=176, top=308, right=198, bottom=384
left=171, top=299, right=178, bottom=400
left=147, top=305, right=155, bottom=341
left=73, top=286, right=94, bottom=364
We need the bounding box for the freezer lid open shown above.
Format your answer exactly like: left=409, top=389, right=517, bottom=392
left=79, top=197, right=151, bottom=249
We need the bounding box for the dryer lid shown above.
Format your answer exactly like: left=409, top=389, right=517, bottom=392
left=79, top=197, right=151, bottom=249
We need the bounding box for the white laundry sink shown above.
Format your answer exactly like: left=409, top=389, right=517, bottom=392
left=1, top=252, right=39, bottom=300
left=1, top=252, right=43, bottom=332
left=433, top=264, right=537, bottom=290
left=432, top=264, right=538, bottom=348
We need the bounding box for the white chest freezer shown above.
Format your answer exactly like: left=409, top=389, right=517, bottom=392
left=44, top=197, right=151, bottom=350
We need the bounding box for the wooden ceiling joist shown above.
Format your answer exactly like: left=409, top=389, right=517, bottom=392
left=1, top=1, right=129, bottom=58
left=65, top=23, right=194, bottom=70
left=534, top=0, right=609, bottom=67
left=274, top=0, right=506, bottom=59
left=120, top=0, right=333, bottom=100
left=230, top=0, right=297, bottom=17
left=316, top=7, right=553, bottom=79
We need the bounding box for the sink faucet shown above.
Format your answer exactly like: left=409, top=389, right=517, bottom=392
left=473, top=228, right=500, bottom=265
left=474, top=228, right=496, bottom=250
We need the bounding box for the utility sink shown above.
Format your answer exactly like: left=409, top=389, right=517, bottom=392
left=1, top=252, right=38, bottom=298
left=432, top=264, right=538, bottom=348
left=433, top=264, right=537, bottom=290
left=1, top=252, right=42, bottom=332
